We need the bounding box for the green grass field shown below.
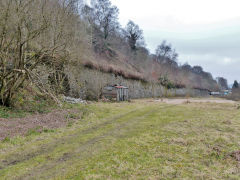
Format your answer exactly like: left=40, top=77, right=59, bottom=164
left=0, top=100, right=240, bottom=179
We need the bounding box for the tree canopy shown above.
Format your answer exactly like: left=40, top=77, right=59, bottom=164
left=125, top=20, right=144, bottom=50
left=91, top=0, right=119, bottom=39
left=232, top=80, right=239, bottom=89
left=155, top=41, right=178, bottom=63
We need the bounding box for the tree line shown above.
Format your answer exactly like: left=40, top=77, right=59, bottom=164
left=0, top=0, right=225, bottom=106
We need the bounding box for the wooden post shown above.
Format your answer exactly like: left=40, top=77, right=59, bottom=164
left=117, top=88, right=120, bottom=101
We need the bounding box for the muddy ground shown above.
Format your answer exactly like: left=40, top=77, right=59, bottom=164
left=0, top=109, right=80, bottom=140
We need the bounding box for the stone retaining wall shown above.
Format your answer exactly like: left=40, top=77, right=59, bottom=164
left=66, top=67, right=209, bottom=99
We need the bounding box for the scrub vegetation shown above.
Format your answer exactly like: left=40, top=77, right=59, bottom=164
left=0, top=0, right=223, bottom=108
left=0, top=0, right=239, bottom=179
left=0, top=99, right=240, bottom=179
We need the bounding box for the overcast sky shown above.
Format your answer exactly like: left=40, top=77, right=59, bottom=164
left=109, top=0, right=240, bottom=84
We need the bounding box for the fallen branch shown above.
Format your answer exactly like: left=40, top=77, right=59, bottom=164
left=26, top=69, right=63, bottom=107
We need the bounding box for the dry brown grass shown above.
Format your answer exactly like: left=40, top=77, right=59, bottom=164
left=82, top=60, right=147, bottom=82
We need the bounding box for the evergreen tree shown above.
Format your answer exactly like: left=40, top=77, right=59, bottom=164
left=232, top=80, right=239, bottom=89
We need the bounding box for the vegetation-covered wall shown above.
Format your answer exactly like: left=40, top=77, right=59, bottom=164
left=66, top=67, right=210, bottom=100
left=0, top=0, right=220, bottom=107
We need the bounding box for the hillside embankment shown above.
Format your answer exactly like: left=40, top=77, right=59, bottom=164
left=0, top=0, right=221, bottom=107
left=66, top=67, right=210, bottom=100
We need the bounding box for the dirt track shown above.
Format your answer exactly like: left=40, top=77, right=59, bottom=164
left=0, top=99, right=240, bottom=179
left=154, top=98, right=237, bottom=104
left=0, top=98, right=237, bottom=141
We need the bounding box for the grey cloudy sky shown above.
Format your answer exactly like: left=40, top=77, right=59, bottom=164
left=110, top=0, right=240, bottom=84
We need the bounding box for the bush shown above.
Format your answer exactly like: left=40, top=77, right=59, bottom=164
left=11, top=84, right=55, bottom=113
left=158, top=75, right=176, bottom=89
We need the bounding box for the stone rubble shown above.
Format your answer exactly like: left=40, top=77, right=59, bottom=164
left=63, top=96, right=86, bottom=104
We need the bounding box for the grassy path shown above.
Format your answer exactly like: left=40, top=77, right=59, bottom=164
left=0, top=100, right=240, bottom=179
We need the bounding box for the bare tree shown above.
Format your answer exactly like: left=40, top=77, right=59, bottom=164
left=125, top=20, right=143, bottom=50
left=0, top=0, right=82, bottom=106
left=91, top=0, right=119, bottom=39
left=181, top=63, right=192, bottom=71
left=216, top=77, right=228, bottom=90
left=192, top=66, right=203, bottom=74
left=155, top=40, right=178, bottom=63
left=171, top=49, right=178, bottom=62
left=0, top=0, right=50, bottom=106
left=156, top=41, right=172, bottom=61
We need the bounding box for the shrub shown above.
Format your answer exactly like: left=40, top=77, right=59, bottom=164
left=10, top=84, right=55, bottom=113
left=158, top=75, right=176, bottom=89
